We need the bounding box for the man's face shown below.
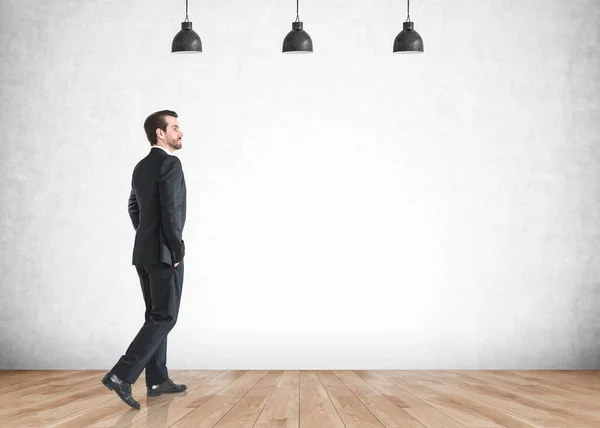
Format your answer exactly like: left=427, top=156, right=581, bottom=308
left=158, top=116, right=183, bottom=151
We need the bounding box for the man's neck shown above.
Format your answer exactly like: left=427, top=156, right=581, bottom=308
left=152, top=144, right=174, bottom=154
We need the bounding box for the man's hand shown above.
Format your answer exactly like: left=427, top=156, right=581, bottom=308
left=174, top=262, right=180, bottom=268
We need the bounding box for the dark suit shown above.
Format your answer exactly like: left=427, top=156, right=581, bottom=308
left=111, top=146, right=187, bottom=387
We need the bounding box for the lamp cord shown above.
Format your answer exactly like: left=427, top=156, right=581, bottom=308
left=406, top=0, right=411, bottom=22
left=295, top=0, right=300, bottom=22
left=185, top=0, right=189, bottom=22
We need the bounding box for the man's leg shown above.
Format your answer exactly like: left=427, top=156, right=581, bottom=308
left=147, top=260, right=184, bottom=386
left=136, top=266, right=168, bottom=387
left=146, top=337, right=168, bottom=387
left=111, top=262, right=182, bottom=385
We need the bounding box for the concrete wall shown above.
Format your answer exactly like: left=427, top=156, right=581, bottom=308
left=1, top=0, right=599, bottom=369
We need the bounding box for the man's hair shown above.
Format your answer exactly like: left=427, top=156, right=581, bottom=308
left=143, top=110, right=178, bottom=145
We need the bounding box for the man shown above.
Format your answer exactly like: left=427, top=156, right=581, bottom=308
left=101, top=110, right=188, bottom=409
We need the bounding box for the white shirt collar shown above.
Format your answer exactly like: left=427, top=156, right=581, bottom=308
left=151, top=145, right=174, bottom=156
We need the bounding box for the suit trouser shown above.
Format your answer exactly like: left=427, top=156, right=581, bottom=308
left=111, top=259, right=184, bottom=386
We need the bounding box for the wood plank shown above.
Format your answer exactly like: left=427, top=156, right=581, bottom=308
left=2, top=372, right=100, bottom=410
left=316, top=370, right=384, bottom=428
left=211, top=371, right=283, bottom=428
left=299, top=371, right=345, bottom=428
left=374, top=371, right=503, bottom=428
left=169, top=371, right=269, bottom=427
left=333, top=370, right=426, bottom=428
left=354, top=371, right=469, bottom=428
left=352, top=370, right=430, bottom=409
left=252, top=370, right=300, bottom=428
left=0, top=371, right=116, bottom=424
left=0, top=370, right=83, bottom=394
left=433, top=371, right=595, bottom=428
left=86, top=370, right=242, bottom=428
left=48, top=370, right=214, bottom=428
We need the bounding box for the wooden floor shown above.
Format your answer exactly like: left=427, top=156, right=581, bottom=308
left=1, top=370, right=600, bottom=427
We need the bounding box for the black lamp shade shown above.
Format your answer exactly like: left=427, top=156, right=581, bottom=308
left=172, top=22, right=202, bottom=53
left=393, top=22, right=424, bottom=54
left=283, top=22, right=313, bottom=54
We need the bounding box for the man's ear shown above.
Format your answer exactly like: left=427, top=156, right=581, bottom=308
left=156, top=128, right=164, bottom=141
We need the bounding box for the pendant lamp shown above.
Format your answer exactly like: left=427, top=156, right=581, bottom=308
left=393, top=0, right=424, bottom=54
left=172, top=0, right=202, bottom=53
left=283, top=0, right=313, bottom=54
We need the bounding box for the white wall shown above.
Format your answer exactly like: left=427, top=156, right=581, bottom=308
left=1, top=0, right=599, bottom=370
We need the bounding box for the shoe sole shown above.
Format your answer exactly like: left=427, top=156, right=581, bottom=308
left=147, top=387, right=187, bottom=397
left=102, top=375, right=141, bottom=410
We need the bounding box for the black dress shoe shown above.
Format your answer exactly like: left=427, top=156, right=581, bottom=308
left=101, top=372, right=140, bottom=410
left=147, top=378, right=187, bottom=397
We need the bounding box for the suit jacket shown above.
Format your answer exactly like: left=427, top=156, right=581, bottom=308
left=128, top=148, right=187, bottom=266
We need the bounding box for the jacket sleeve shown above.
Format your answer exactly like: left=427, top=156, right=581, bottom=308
left=158, top=156, right=185, bottom=264
left=128, top=187, right=139, bottom=231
